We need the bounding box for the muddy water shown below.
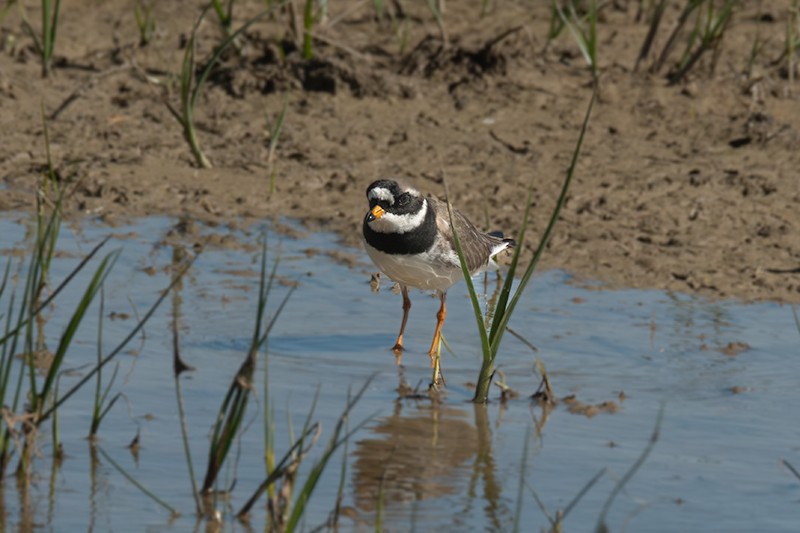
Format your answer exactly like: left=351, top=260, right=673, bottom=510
left=0, top=216, right=798, bottom=532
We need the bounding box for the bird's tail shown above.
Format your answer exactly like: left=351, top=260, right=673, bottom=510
left=486, top=231, right=516, bottom=253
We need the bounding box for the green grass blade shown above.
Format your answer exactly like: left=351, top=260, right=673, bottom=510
left=332, top=388, right=350, bottom=528
left=52, top=376, right=60, bottom=457
left=487, top=181, right=533, bottom=345
left=47, top=0, right=62, bottom=65
left=250, top=233, right=272, bottom=347
left=559, top=0, right=593, bottom=69
left=0, top=236, right=111, bottom=348
left=373, top=0, right=384, bottom=21
left=258, top=285, right=294, bottom=346
left=41, top=0, right=51, bottom=60
left=441, top=175, right=490, bottom=361
left=651, top=0, right=704, bottom=73
left=91, top=286, right=106, bottom=436
left=18, top=3, right=43, bottom=57
left=489, top=87, right=597, bottom=356
left=211, top=0, right=227, bottom=25
left=302, top=0, right=314, bottom=59
left=39, top=255, right=199, bottom=421
left=635, top=0, right=668, bottom=71
left=37, top=249, right=121, bottom=415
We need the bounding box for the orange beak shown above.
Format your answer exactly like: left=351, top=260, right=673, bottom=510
left=368, top=205, right=385, bottom=222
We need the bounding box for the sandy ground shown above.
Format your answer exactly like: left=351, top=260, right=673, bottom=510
left=1, top=0, right=799, bottom=302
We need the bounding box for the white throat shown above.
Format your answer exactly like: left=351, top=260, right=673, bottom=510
left=369, top=199, right=427, bottom=234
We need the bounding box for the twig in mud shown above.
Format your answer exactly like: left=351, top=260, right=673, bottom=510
left=307, top=31, right=371, bottom=61
left=324, top=0, right=369, bottom=29
left=489, top=130, right=530, bottom=155
left=481, top=25, right=523, bottom=53
left=48, top=64, right=132, bottom=121
left=507, top=326, right=539, bottom=352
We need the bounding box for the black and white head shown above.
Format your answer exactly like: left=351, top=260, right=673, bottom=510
left=364, top=180, right=428, bottom=234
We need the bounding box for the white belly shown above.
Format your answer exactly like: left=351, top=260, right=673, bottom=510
left=365, top=242, right=463, bottom=292
left=365, top=239, right=497, bottom=293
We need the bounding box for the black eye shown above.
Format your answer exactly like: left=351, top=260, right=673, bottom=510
left=398, top=193, right=410, bottom=206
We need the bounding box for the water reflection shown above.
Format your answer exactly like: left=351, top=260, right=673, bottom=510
left=459, top=404, right=511, bottom=532
left=351, top=404, right=477, bottom=512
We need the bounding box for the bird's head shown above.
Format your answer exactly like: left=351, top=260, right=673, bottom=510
left=364, top=180, right=427, bottom=234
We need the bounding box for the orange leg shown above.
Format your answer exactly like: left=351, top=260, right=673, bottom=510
left=428, top=293, right=447, bottom=368
left=392, top=285, right=411, bottom=364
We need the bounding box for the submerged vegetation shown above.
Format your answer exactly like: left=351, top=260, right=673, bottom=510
left=0, top=113, right=372, bottom=527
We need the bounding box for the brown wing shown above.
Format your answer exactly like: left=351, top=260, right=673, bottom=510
left=428, top=197, right=509, bottom=274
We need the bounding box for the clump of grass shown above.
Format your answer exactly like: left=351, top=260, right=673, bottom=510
left=556, top=0, right=599, bottom=83
left=0, top=115, right=195, bottom=481
left=641, top=0, right=737, bottom=84
left=134, top=0, right=157, bottom=47
left=744, top=1, right=763, bottom=79
left=425, top=0, right=448, bottom=47
left=666, top=0, right=738, bottom=85
left=18, top=0, right=62, bottom=77
left=634, top=0, right=668, bottom=72
left=236, top=379, right=375, bottom=526
left=646, top=0, right=704, bottom=74
left=211, top=0, right=235, bottom=37
left=373, top=0, right=385, bottom=22
left=200, top=234, right=294, bottom=494
left=390, top=12, right=411, bottom=55
left=542, top=0, right=567, bottom=54
left=446, top=87, right=597, bottom=403
left=215, top=238, right=376, bottom=527
left=153, top=0, right=289, bottom=168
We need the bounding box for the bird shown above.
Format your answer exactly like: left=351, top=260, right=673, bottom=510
left=362, top=179, right=515, bottom=367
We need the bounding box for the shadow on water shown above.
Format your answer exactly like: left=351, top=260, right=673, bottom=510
left=0, top=216, right=799, bottom=531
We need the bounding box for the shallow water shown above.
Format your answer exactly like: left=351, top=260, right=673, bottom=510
left=0, top=215, right=798, bottom=532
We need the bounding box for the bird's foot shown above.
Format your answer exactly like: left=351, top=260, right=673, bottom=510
left=392, top=343, right=404, bottom=365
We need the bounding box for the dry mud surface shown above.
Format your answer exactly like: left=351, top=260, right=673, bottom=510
left=1, top=0, right=800, bottom=302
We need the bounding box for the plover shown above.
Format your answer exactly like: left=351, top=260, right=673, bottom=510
left=363, top=179, right=515, bottom=366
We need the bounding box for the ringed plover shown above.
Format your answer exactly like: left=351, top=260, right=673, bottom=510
left=363, top=179, right=515, bottom=366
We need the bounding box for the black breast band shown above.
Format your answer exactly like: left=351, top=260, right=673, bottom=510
left=363, top=206, right=437, bottom=255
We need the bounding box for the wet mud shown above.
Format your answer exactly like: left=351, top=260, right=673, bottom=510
left=1, top=0, right=799, bottom=302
